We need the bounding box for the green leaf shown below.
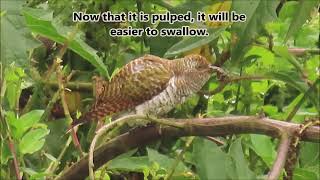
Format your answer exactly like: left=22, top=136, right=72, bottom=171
left=108, top=156, right=151, bottom=174
left=264, top=71, right=307, bottom=93
left=294, top=26, right=319, bottom=48
left=245, top=46, right=275, bottom=66
left=273, top=46, right=304, bottom=75
left=284, top=0, right=318, bottom=42
left=21, top=167, right=49, bottom=180
left=18, top=110, right=44, bottom=131
left=300, top=142, right=320, bottom=167
left=229, top=138, right=255, bottom=179
left=231, top=0, right=279, bottom=62
left=264, top=71, right=319, bottom=110
left=6, top=111, right=21, bottom=139
left=262, top=105, right=278, bottom=117
left=192, top=138, right=234, bottom=180
left=19, top=128, right=50, bottom=154
left=252, top=81, right=269, bottom=94
left=147, top=148, right=188, bottom=173
left=0, top=140, right=12, bottom=165
left=283, top=93, right=304, bottom=119
left=21, top=7, right=109, bottom=77
left=293, top=168, right=318, bottom=180
left=305, top=55, right=320, bottom=81
left=43, top=153, right=58, bottom=162
left=279, top=1, right=299, bottom=21
left=0, top=1, right=40, bottom=67
left=164, top=27, right=226, bottom=58
left=4, top=65, right=25, bottom=110
left=250, top=135, right=276, bottom=167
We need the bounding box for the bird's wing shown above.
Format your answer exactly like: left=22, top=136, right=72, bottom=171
left=71, top=55, right=173, bottom=126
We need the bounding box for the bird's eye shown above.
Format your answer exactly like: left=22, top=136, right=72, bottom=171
left=197, top=64, right=206, bottom=69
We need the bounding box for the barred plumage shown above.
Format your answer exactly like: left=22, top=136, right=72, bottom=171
left=72, top=54, right=214, bottom=127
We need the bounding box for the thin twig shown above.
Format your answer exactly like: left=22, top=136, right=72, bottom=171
left=44, top=81, right=93, bottom=92
left=45, top=135, right=73, bottom=176
left=234, top=66, right=243, bottom=112
left=56, top=62, right=84, bottom=156
left=205, top=136, right=225, bottom=146
left=51, top=23, right=84, bottom=156
left=267, top=133, right=291, bottom=180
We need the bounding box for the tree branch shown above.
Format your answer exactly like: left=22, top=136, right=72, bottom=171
left=56, top=116, right=320, bottom=180
left=267, top=133, right=291, bottom=180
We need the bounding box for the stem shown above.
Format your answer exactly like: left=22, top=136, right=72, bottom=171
left=288, top=48, right=320, bottom=57
left=8, top=139, right=21, bottom=180
left=234, top=66, right=243, bottom=112
left=44, top=81, right=93, bottom=92
left=205, top=136, right=225, bottom=146
left=56, top=64, right=84, bottom=156
left=267, top=134, right=291, bottom=180
left=45, top=136, right=73, bottom=175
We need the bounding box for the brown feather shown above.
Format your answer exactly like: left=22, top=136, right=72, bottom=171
left=72, top=55, right=173, bottom=126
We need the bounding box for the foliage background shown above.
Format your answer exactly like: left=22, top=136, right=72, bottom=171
left=0, top=0, right=319, bottom=179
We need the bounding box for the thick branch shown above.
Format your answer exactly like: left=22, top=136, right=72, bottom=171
left=57, top=116, right=320, bottom=180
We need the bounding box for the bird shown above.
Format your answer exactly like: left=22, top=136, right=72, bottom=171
left=71, top=54, right=220, bottom=127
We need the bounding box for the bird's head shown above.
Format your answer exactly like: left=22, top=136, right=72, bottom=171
left=182, top=54, right=215, bottom=73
